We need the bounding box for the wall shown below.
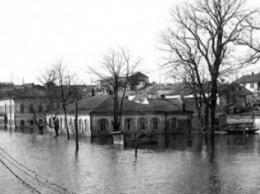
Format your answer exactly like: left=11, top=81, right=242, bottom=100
left=91, top=112, right=192, bottom=136
left=46, top=114, right=92, bottom=136
left=13, top=99, right=46, bottom=129
left=244, top=82, right=258, bottom=94
left=0, top=99, right=15, bottom=128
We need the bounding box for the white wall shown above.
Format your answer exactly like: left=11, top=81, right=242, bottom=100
left=0, top=99, right=15, bottom=128
left=47, top=114, right=92, bottom=136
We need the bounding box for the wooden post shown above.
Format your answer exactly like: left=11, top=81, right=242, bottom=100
left=75, top=101, right=79, bottom=151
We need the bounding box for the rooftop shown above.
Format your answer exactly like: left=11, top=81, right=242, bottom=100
left=67, top=95, right=191, bottom=115
left=234, top=72, right=260, bottom=84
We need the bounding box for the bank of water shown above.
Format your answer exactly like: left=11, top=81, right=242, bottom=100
left=0, top=129, right=260, bottom=194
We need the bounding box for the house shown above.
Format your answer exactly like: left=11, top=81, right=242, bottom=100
left=48, top=95, right=193, bottom=136
left=234, top=72, right=260, bottom=95
left=218, top=83, right=253, bottom=113
left=128, top=72, right=149, bottom=90
left=98, top=71, right=149, bottom=92
left=0, top=85, right=47, bottom=129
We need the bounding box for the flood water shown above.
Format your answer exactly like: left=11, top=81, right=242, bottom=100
left=1, top=129, right=260, bottom=194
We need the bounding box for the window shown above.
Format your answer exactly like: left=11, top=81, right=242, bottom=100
left=74, top=119, right=76, bottom=130
left=100, top=119, right=107, bottom=131
left=169, top=118, right=177, bottom=129
left=29, top=104, right=34, bottom=113
left=140, top=118, right=145, bottom=129
left=20, top=120, right=25, bottom=127
left=20, top=104, right=25, bottom=113
left=30, top=120, right=34, bottom=126
left=84, top=119, right=88, bottom=131
left=79, top=119, right=82, bottom=132
left=125, top=119, right=131, bottom=130
left=250, top=82, right=254, bottom=88
left=60, top=118, right=63, bottom=128
left=70, top=118, right=73, bottom=129
left=152, top=118, right=159, bottom=129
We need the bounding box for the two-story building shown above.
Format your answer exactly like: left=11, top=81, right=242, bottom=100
left=0, top=85, right=47, bottom=129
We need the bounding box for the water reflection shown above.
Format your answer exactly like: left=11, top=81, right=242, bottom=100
left=0, top=129, right=260, bottom=194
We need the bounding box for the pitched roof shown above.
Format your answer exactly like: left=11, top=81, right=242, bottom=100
left=0, top=86, right=47, bottom=100
left=130, top=72, right=148, bottom=78
left=132, top=91, right=148, bottom=102
left=219, top=83, right=252, bottom=96
left=68, top=95, right=110, bottom=114
left=234, top=72, right=260, bottom=83
left=67, top=95, right=191, bottom=115
left=145, top=82, right=192, bottom=96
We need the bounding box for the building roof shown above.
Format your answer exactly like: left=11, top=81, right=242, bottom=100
left=219, top=83, right=252, bottom=96
left=132, top=91, right=148, bottom=102
left=68, top=95, right=192, bottom=115
left=145, top=82, right=192, bottom=96
left=68, top=95, right=110, bottom=114
left=130, top=72, right=148, bottom=78
left=0, top=85, right=47, bottom=100
left=234, top=72, right=260, bottom=84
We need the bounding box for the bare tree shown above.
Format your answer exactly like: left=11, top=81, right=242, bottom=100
left=70, top=76, right=85, bottom=152
left=90, top=48, right=140, bottom=131
left=54, top=61, right=76, bottom=140
left=162, top=0, right=260, bottom=135
left=25, top=99, right=46, bottom=135
left=38, top=67, right=62, bottom=136
left=38, top=61, right=78, bottom=139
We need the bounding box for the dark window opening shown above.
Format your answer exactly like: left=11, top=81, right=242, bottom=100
left=140, top=118, right=145, bottom=129
left=20, top=120, right=25, bottom=126
left=20, top=104, right=25, bottom=113
left=100, top=119, right=107, bottom=131
left=30, top=120, right=34, bottom=126
left=153, top=118, right=159, bottom=129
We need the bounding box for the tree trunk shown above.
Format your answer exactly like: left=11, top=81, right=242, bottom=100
left=204, top=106, right=209, bottom=133
left=210, top=75, right=218, bottom=136
left=75, top=101, right=79, bottom=151
left=54, top=120, right=59, bottom=137
left=63, top=105, right=70, bottom=140
left=113, top=83, right=121, bottom=131
left=54, top=128, right=59, bottom=136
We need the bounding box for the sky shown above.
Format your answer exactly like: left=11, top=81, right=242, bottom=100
left=0, top=0, right=259, bottom=85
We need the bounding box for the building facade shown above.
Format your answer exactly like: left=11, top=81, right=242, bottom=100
left=48, top=95, right=192, bottom=137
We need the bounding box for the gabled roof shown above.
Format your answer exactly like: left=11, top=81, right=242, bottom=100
left=132, top=92, right=148, bottom=102
left=234, top=72, right=260, bottom=84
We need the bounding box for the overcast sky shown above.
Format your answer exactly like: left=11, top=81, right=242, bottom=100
left=0, top=0, right=259, bottom=85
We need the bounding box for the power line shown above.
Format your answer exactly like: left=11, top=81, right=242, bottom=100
left=0, top=146, right=78, bottom=194
left=0, top=157, right=42, bottom=194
